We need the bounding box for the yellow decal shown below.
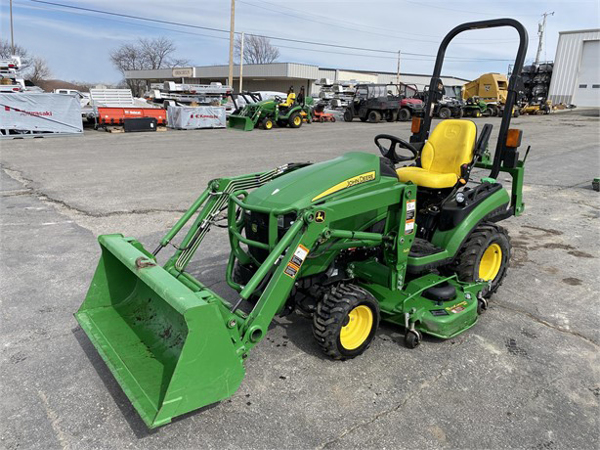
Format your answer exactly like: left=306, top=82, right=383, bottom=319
left=312, top=171, right=376, bottom=202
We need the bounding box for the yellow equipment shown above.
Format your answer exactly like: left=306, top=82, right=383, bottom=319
left=463, top=73, right=509, bottom=104
left=396, top=120, right=476, bottom=189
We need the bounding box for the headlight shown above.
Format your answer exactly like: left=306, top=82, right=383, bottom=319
left=456, top=192, right=466, bottom=204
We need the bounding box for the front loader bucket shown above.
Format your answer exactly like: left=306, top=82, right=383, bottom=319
left=228, top=115, right=255, bottom=131
left=75, top=234, right=245, bottom=429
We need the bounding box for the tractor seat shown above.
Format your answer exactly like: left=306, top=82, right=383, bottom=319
left=280, top=92, right=296, bottom=107
left=397, top=120, right=477, bottom=189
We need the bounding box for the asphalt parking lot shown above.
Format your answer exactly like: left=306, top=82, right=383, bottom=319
left=1, top=111, right=599, bottom=449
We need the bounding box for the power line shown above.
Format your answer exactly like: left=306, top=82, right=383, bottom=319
left=402, top=0, right=541, bottom=17
left=25, top=0, right=516, bottom=62
left=245, top=0, right=520, bottom=43
left=18, top=1, right=515, bottom=64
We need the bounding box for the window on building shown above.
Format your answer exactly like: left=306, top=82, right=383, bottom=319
left=578, top=84, right=588, bottom=88
left=592, top=84, right=600, bottom=89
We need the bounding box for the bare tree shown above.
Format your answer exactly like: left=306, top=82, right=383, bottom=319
left=0, top=39, right=31, bottom=70
left=110, top=37, right=189, bottom=96
left=235, top=34, right=279, bottom=65
left=26, top=57, right=51, bottom=84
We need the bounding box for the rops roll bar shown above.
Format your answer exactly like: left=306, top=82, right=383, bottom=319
left=414, top=18, right=528, bottom=179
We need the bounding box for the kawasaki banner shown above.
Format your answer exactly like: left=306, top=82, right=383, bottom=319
left=0, top=93, right=83, bottom=138
left=167, top=105, right=226, bottom=130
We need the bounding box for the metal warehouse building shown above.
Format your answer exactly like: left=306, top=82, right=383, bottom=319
left=548, top=29, right=600, bottom=107
left=125, top=63, right=467, bottom=95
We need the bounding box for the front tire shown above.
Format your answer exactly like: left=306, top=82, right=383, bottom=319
left=313, top=284, right=380, bottom=360
left=438, top=106, right=451, bottom=119
left=261, top=117, right=274, bottom=130
left=445, top=223, right=512, bottom=298
left=398, top=108, right=411, bottom=121
left=288, top=112, right=302, bottom=128
left=343, top=109, right=353, bottom=122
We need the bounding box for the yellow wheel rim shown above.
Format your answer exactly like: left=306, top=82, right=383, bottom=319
left=265, top=120, right=273, bottom=129
left=479, top=243, right=502, bottom=281
left=340, top=305, right=373, bottom=350
left=293, top=116, right=301, bottom=126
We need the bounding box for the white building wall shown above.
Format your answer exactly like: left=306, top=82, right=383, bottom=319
left=548, top=29, right=600, bottom=105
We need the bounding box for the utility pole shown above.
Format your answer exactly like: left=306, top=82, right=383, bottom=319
left=10, top=0, right=15, bottom=54
left=239, top=32, right=245, bottom=92
left=396, top=50, right=401, bottom=85
left=534, top=11, right=554, bottom=65
left=228, top=0, right=235, bottom=88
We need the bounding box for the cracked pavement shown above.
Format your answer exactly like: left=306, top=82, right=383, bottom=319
left=1, top=111, right=599, bottom=449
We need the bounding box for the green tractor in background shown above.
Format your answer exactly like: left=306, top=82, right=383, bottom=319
left=463, top=96, right=493, bottom=117
left=75, top=19, right=530, bottom=429
left=465, top=96, right=521, bottom=118
left=228, top=87, right=313, bottom=131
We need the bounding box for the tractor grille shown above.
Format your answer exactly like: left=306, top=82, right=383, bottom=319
left=244, top=211, right=297, bottom=263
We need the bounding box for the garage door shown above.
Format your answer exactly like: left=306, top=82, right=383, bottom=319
left=573, top=40, right=600, bottom=107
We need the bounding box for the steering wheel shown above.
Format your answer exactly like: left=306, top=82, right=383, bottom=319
left=374, top=134, right=418, bottom=164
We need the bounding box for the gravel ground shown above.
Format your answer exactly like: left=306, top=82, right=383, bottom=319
left=1, top=110, right=599, bottom=449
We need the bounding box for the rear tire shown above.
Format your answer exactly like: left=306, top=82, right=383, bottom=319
left=386, top=111, right=398, bottom=122
left=445, top=223, right=512, bottom=298
left=343, top=109, right=353, bottom=122
left=398, top=108, right=411, bottom=121
left=313, top=284, right=380, bottom=360
left=368, top=110, right=381, bottom=123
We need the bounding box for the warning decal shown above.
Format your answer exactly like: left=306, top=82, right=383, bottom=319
left=285, top=244, right=309, bottom=278
left=405, top=199, right=416, bottom=235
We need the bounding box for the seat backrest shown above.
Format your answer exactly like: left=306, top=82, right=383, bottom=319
left=280, top=92, right=296, bottom=107
left=420, top=120, right=477, bottom=176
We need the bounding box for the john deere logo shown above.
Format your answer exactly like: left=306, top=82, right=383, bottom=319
left=315, top=211, right=326, bottom=223
left=251, top=223, right=258, bottom=233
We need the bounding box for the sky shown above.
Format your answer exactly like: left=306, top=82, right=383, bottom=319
left=1, top=0, right=598, bottom=84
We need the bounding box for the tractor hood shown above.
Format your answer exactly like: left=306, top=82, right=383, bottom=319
left=244, top=152, right=391, bottom=211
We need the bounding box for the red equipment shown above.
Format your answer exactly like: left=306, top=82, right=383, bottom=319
left=96, top=107, right=166, bottom=126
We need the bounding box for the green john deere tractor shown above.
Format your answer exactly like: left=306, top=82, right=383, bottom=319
left=76, top=18, right=530, bottom=429
left=228, top=88, right=313, bottom=131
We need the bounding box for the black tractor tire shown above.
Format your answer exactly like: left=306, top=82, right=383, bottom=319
left=438, top=107, right=452, bottom=119
left=455, top=108, right=464, bottom=118
left=368, top=110, right=382, bottom=123
left=445, top=222, right=512, bottom=298
left=386, top=111, right=398, bottom=122
left=288, top=112, right=303, bottom=128
left=485, top=105, right=497, bottom=117
left=261, top=117, right=274, bottom=130
left=343, top=109, right=354, bottom=122
left=398, top=108, right=411, bottom=121
left=313, top=284, right=380, bottom=360
left=513, top=108, right=521, bottom=118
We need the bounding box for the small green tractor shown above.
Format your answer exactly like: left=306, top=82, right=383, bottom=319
left=228, top=88, right=313, bottom=131
left=465, top=96, right=520, bottom=118
left=76, top=19, right=530, bottom=429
